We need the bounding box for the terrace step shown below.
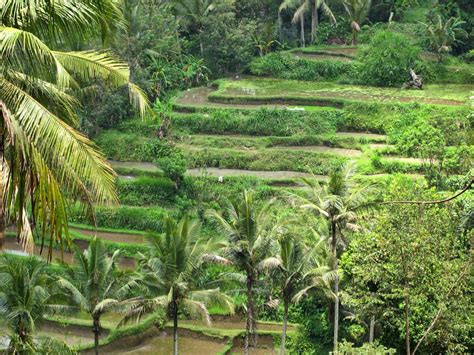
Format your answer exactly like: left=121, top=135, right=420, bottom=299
left=179, top=143, right=362, bottom=157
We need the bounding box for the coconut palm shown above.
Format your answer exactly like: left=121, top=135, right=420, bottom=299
left=168, top=0, right=233, bottom=55
left=0, top=0, right=149, bottom=254
left=280, top=0, right=336, bottom=45
left=123, top=214, right=234, bottom=355
left=207, top=190, right=280, bottom=354
left=262, top=230, right=334, bottom=354
left=341, top=0, right=372, bottom=45
left=0, top=254, right=52, bottom=352
left=56, top=237, right=138, bottom=355
left=296, top=163, right=374, bottom=351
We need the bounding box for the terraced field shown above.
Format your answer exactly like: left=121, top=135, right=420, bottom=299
left=8, top=44, right=469, bottom=354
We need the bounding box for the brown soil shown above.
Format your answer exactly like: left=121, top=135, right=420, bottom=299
left=38, top=320, right=107, bottom=347
left=335, top=132, right=387, bottom=140
left=4, top=238, right=135, bottom=270
left=176, top=87, right=286, bottom=110
left=272, top=145, right=362, bottom=157
left=383, top=156, right=427, bottom=164
left=109, top=160, right=160, bottom=172
left=230, top=334, right=276, bottom=354
left=369, top=143, right=393, bottom=150
left=88, top=327, right=228, bottom=355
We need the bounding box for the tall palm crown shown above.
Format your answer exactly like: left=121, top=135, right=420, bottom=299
left=0, top=254, right=52, bottom=352
left=125, top=215, right=233, bottom=355
left=0, top=0, right=149, bottom=254
left=207, top=190, right=279, bottom=352
left=57, top=237, right=136, bottom=354
left=279, top=0, right=336, bottom=44
left=341, top=0, right=372, bottom=44
left=297, top=162, right=374, bottom=350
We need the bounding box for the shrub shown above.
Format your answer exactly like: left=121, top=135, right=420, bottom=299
left=117, top=176, right=176, bottom=206
left=185, top=148, right=348, bottom=175
left=172, top=108, right=343, bottom=136
left=332, top=341, right=396, bottom=354
left=96, top=131, right=171, bottom=161
left=249, top=52, right=355, bottom=81
left=357, top=31, right=421, bottom=87
left=70, top=205, right=176, bottom=232
left=157, top=150, right=187, bottom=187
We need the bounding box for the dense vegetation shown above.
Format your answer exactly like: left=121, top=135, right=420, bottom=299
left=1, top=0, right=472, bottom=354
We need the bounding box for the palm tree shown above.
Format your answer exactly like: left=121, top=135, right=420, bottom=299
left=262, top=231, right=333, bottom=354
left=341, top=0, right=372, bottom=45
left=207, top=190, right=279, bottom=354
left=280, top=0, right=336, bottom=45
left=280, top=0, right=308, bottom=47
left=168, top=0, right=233, bottom=55
left=296, top=163, right=374, bottom=351
left=123, top=214, right=234, bottom=355
left=0, top=254, right=52, bottom=352
left=0, top=0, right=149, bottom=254
left=56, top=237, right=137, bottom=355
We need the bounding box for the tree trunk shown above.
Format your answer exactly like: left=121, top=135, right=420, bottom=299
left=173, top=300, right=179, bottom=355
left=0, top=111, right=4, bottom=251
left=331, top=221, right=339, bottom=353
left=280, top=297, right=289, bottom=355
left=245, top=272, right=257, bottom=354
left=369, top=315, right=375, bottom=343
left=405, top=294, right=411, bottom=355
left=311, top=4, right=319, bottom=43
left=351, top=28, right=356, bottom=46
left=300, top=15, right=305, bottom=48
left=92, top=316, right=101, bottom=355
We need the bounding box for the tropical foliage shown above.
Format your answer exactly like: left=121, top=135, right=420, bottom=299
left=0, top=0, right=148, bottom=255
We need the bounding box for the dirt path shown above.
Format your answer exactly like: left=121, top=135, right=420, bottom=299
left=4, top=238, right=135, bottom=269
left=109, top=160, right=159, bottom=172
left=271, top=145, right=362, bottom=157
left=335, top=131, right=387, bottom=140
left=175, top=87, right=287, bottom=110
left=383, top=156, right=426, bottom=164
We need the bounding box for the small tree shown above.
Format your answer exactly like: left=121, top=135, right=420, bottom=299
left=341, top=0, right=372, bottom=45
left=207, top=190, right=279, bottom=354
left=124, top=215, right=233, bottom=355
left=357, top=31, right=421, bottom=87
left=157, top=149, right=187, bottom=188
left=266, top=232, right=335, bottom=354
left=296, top=163, right=374, bottom=352
left=423, top=14, right=466, bottom=62
left=0, top=255, right=53, bottom=353
left=57, top=238, right=137, bottom=355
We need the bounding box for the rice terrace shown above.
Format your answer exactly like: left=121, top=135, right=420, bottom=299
left=0, top=0, right=472, bottom=354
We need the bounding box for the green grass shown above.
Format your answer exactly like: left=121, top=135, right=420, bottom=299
left=177, top=133, right=366, bottom=150
left=69, top=222, right=147, bottom=236
left=210, top=77, right=472, bottom=105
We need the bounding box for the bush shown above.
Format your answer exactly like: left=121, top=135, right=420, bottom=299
left=332, top=341, right=396, bottom=355
left=70, top=205, right=176, bottom=232
left=117, top=176, right=176, bottom=206
left=249, top=52, right=355, bottom=81
left=357, top=31, right=421, bottom=87
left=186, top=148, right=348, bottom=175
left=96, top=131, right=172, bottom=161
left=157, top=150, right=187, bottom=187
left=172, top=108, right=343, bottom=136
